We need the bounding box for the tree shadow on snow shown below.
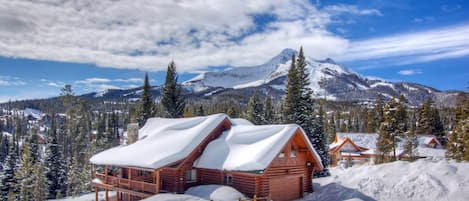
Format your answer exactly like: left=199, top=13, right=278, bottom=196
left=308, top=182, right=376, bottom=201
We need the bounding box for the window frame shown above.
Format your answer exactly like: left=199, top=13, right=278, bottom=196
left=185, top=169, right=197, bottom=183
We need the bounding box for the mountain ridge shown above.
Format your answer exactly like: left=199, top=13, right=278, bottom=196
left=75, top=48, right=461, bottom=107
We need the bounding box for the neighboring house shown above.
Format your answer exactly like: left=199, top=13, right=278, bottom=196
left=329, top=133, right=446, bottom=166
left=90, top=114, right=323, bottom=201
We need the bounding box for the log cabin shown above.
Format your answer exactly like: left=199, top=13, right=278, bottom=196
left=329, top=133, right=446, bottom=166
left=90, top=114, right=323, bottom=201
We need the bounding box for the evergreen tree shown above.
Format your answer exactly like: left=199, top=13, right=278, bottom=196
left=0, top=138, right=19, bottom=200
left=447, top=95, right=469, bottom=161
left=66, top=156, right=81, bottom=197
left=245, top=91, right=264, bottom=125
left=328, top=115, right=337, bottom=144
left=18, top=140, right=35, bottom=201
left=161, top=61, right=186, bottom=118
left=376, top=98, right=402, bottom=163
left=45, top=115, right=67, bottom=199
left=135, top=73, right=156, bottom=126
left=283, top=53, right=300, bottom=123
left=417, top=98, right=435, bottom=134
left=262, top=95, right=274, bottom=124
left=33, top=162, right=48, bottom=201
left=196, top=105, right=205, bottom=116
left=405, top=112, right=418, bottom=161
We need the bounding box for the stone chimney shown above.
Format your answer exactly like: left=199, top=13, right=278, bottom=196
left=126, top=123, right=139, bottom=145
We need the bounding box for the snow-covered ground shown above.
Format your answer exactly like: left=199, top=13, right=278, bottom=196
left=142, top=185, right=245, bottom=201
left=301, top=159, right=469, bottom=201
left=55, top=160, right=469, bottom=201
left=49, top=191, right=116, bottom=201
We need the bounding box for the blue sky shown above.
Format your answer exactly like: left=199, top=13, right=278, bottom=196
left=0, top=0, right=468, bottom=102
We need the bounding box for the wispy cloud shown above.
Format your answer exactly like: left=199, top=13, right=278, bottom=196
left=74, top=77, right=145, bottom=92
left=338, top=23, right=469, bottom=68
left=0, top=75, right=26, bottom=86
left=324, top=4, right=383, bottom=16
left=398, top=69, right=422, bottom=76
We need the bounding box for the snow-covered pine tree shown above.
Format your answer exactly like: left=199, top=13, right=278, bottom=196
left=262, top=95, right=274, bottom=124
left=66, top=155, right=81, bottom=197
left=45, top=115, right=67, bottom=199
left=296, top=47, right=329, bottom=176
left=245, top=91, right=264, bottom=125
left=282, top=53, right=300, bottom=123
left=447, top=95, right=469, bottom=161
left=397, top=95, right=409, bottom=132
left=33, top=162, right=48, bottom=201
left=29, top=128, right=40, bottom=163
left=161, top=61, right=186, bottom=118
left=405, top=112, right=418, bottom=161
left=376, top=98, right=402, bottom=163
left=135, top=73, right=156, bottom=126
left=0, top=137, right=19, bottom=200
left=18, top=140, right=35, bottom=201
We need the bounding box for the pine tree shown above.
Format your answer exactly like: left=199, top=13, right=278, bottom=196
left=376, top=98, right=402, bottom=163
left=45, top=115, right=67, bottom=199
left=297, top=47, right=329, bottom=176
left=405, top=112, right=418, bottom=161
left=161, top=61, right=186, bottom=118
left=66, top=156, right=81, bottom=197
left=283, top=53, right=300, bottom=123
left=262, top=95, right=274, bottom=124
left=18, top=140, right=35, bottom=201
left=135, top=73, right=156, bottom=126
left=417, top=98, right=435, bottom=134
left=0, top=138, right=19, bottom=200
left=33, top=162, right=48, bottom=201
left=245, top=91, right=264, bottom=125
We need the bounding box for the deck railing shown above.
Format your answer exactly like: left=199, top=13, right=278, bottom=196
left=95, top=173, right=159, bottom=194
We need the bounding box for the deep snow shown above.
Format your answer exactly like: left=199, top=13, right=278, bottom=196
left=301, top=159, right=469, bottom=201
left=142, top=185, right=245, bottom=201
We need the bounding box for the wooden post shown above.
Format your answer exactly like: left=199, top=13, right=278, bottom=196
left=128, top=168, right=132, bottom=189
left=155, top=169, right=161, bottom=193
left=105, top=189, right=109, bottom=201
left=105, top=165, right=108, bottom=183
left=95, top=187, right=98, bottom=201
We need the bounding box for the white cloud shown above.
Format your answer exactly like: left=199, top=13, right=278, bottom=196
left=324, top=4, right=383, bottom=16
left=338, top=23, right=469, bottom=68
left=0, top=75, right=26, bottom=86
left=413, top=18, right=423, bottom=23
left=0, top=0, right=354, bottom=72
left=398, top=69, right=422, bottom=76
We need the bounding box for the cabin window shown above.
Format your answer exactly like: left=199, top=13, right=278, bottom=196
left=290, top=145, right=297, bottom=157
left=185, top=169, right=196, bottom=182
left=223, top=174, right=233, bottom=185
left=278, top=151, right=285, bottom=158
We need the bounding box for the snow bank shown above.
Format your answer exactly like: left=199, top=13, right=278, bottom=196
left=186, top=185, right=246, bottom=201
left=142, top=185, right=245, bottom=201
left=50, top=191, right=116, bottom=201
left=301, top=159, right=469, bottom=201
left=90, top=114, right=228, bottom=169
left=194, top=124, right=323, bottom=171
left=142, top=194, right=207, bottom=201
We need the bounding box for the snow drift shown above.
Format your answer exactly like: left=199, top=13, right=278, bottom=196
left=302, top=159, right=469, bottom=201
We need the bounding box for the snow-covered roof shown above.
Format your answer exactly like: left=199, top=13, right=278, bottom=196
left=90, top=114, right=229, bottom=169
left=194, top=124, right=323, bottom=171
left=230, top=118, right=254, bottom=126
